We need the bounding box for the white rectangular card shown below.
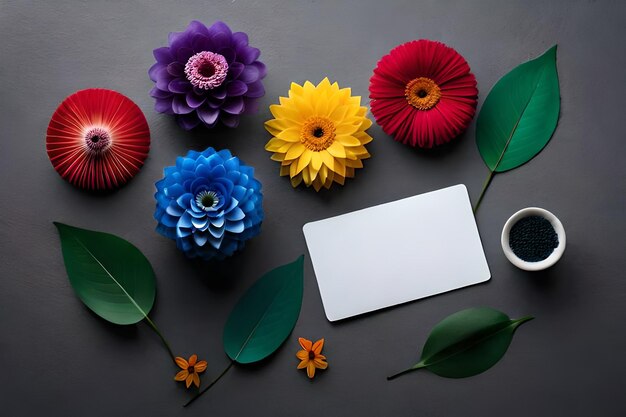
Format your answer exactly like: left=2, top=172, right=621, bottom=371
left=303, top=184, right=490, bottom=321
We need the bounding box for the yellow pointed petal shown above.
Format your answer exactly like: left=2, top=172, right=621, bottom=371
left=309, top=164, right=319, bottom=182
left=192, top=372, right=200, bottom=388
left=290, top=173, right=303, bottom=188
left=327, top=141, right=346, bottom=158
left=277, top=127, right=302, bottom=142
left=318, top=164, right=328, bottom=185
left=307, top=361, right=316, bottom=378
left=296, top=350, right=309, bottom=360
left=185, top=374, right=193, bottom=388
left=265, top=138, right=288, bottom=152
left=285, top=143, right=305, bottom=160
left=302, top=165, right=311, bottom=185
left=320, top=151, right=334, bottom=170
left=296, top=149, right=312, bottom=175
left=335, top=123, right=359, bottom=136
left=297, top=359, right=309, bottom=369
left=335, top=134, right=361, bottom=147
left=311, top=152, right=323, bottom=171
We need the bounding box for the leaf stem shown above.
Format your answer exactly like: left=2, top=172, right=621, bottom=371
left=387, top=362, right=426, bottom=380
left=143, top=316, right=176, bottom=362
left=473, top=169, right=495, bottom=214
left=184, top=361, right=235, bottom=407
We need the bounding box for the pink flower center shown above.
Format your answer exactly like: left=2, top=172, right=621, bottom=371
left=84, top=127, right=111, bottom=154
left=185, top=51, right=229, bottom=90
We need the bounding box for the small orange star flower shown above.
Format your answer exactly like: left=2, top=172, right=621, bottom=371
left=296, top=337, right=328, bottom=379
left=174, top=354, right=207, bottom=389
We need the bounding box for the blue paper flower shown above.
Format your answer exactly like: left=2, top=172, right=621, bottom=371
left=154, top=147, right=263, bottom=261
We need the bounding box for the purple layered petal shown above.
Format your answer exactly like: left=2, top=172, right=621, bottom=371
left=186, top=91, right=207, bottom=108
left=155, top=97, right=174, bottom=114
left=228, top=62, right=245, bottom=79
left=226, top=80, right=248, bottom=96
left=245, top=80, right=265, bottom=98
left=168, top=79, right=192, bottom=94
left=155, top=67, right=174, bottom=90
left=167, top=62, right=184, bottom=77
left=148, top=62, right=164, bottom=81
left=212, top=86, right=227, bottom=100
left=153, top=47, right=173, bottom=64
left=197, top=106, right=219, bottom=125
left=239, top=65, right=260, bottom=83
left=192, top=34, right=213, bottom=53
left=251, top=61, right=267, bottom=79
left=172, top=95, right=194, bottom=114
left=232, top=32, right=248, bottom=47
left=150, top=87, right=172, bottom=99
left=206, top=96, right=225, bottom=109
left=238, top=46, right=260, bottom=65
left=211, top=32, right=230, bottom=50
left=209, top=21, right=232, bottom=38
left=177, top=47, right=195, bottom=63
left=218, top=47, right=236, bottom=64
left=188, top=20, right=210, bottom=36
left=242, top=97, right=260, bottom=115
left=222, top=97, right=244, bottom=114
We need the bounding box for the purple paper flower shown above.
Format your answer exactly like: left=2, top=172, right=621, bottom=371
left=148, top=21, right=266, bottom=130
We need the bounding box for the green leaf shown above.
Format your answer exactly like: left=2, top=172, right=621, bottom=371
left=223, top=255, right=304, bottom=364
left=388, top=307, right=533, bottom=380
left=476, top=45, right=560, bottom=172
left=54, top=222, right=156, bottom=325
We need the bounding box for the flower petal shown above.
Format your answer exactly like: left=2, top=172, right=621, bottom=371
left=306, top=361, right=316, bottom=378
left=192, top=372, right=201, bottom=388
left=185, top=373, right=193, bottom=388
left=298, top=337, right=312, bottom=351
left=296, top=350, right=309, bottom=360
left=312, top=338, right=324, bottom=355
left=174, top=370, right=189, bottom=381
left=189, top=354, right=198, bottom=366
left=175, top=356, right=189, bottom=369
left=195, top=361, right=208, bottom=373
left=313, top=358, right=328, bottom=369
left=297, top=359, right=309, bottom=369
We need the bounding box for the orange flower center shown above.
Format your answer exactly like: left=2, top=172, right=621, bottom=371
left=405, top=77, right=441, bottom=110
left=301, top=116, right=336, bottom=151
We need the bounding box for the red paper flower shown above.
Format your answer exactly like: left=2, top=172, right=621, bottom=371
left=369, top=40, right=478, bottom=148
left=46, top=89, right=150, bottom=191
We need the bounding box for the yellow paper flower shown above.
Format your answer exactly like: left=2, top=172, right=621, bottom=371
left=296, top=337, right=328, bottom=379
left=265, top=78, right=373, bottom=191
left=174, top=354, right=207, bottom=389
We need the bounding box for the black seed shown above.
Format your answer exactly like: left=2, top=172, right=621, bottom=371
left=509, top=215, right=559, bottom=262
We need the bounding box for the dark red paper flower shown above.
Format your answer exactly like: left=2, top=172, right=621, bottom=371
left=369, top=40, right=478, bottom=148
left=46, top=89, right=150, bottom=191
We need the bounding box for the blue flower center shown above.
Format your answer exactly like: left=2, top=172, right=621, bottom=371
left=195, top=190, right=219, bottom=211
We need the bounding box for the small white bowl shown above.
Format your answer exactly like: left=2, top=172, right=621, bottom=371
left=501, top=207, right=566, bottom=271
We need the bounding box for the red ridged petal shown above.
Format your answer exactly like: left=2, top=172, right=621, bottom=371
left=369, top=40, right=478, bottom=148
left=46, top=89, right=150, bottom=191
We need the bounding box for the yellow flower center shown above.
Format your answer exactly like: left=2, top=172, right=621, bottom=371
left=405, top=77, right=441, bottom=110
left=300, top=116, right=336, bottom=151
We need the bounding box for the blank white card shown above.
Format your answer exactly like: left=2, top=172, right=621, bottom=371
left=303, top=184, right=491, bottom=321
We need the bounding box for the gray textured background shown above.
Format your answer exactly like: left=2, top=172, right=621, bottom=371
left=1, top=0, right=625, bottom=416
